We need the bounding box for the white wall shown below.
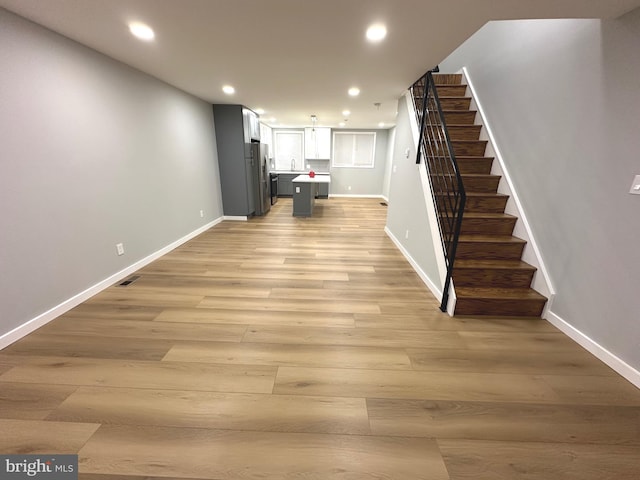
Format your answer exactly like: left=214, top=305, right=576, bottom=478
left=385, top=96, right=442, bottom=294
left=0, top=10, right=224, bottom=341
left=439, top=11, right=640, bottom=377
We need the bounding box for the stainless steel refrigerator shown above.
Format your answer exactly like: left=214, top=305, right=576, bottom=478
left=247, top=142, right=270, bottom=216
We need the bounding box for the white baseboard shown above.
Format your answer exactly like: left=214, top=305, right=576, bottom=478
left=384, top=226, right=442, bottom=300
left=329, top=194, right=386, bottom=199
left=0, top=216, right=224, bottom=350
left=546, top=310, right=640, bottom=389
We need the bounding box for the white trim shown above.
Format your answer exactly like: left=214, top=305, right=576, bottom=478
left=0, top=217, right=224, bottom=350
left=223, top=215, right=248, bottom=221
left=546, top=310, right=640, bottom=389
left=385, top=226, right=442, bottom=300
left=329, top=194, right=385, bottom=199
left=462, top=67, right=556, bottom=314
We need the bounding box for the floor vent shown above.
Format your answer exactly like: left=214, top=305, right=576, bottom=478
left=380, top=202, right=388, bottom=206
left=118, top=275, right=140, bottom=287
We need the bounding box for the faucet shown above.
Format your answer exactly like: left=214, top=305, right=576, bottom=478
left=291, top=158, right=295, bottom=171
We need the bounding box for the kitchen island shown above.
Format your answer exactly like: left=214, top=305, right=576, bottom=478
left=292, top=174, right=331, bottom=217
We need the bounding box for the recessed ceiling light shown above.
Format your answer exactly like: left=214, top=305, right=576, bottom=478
left=255, top=108, right=265, bottom=115
left=366, top=23, right=387, bottom=42
left=129, top=22, right=155, bottom=41
left=222, top=85, right=235, bottom=95
left=348, top=87, right=360, bottom=97
left=378, top=122, right=385, bottom=128
left=339, top=122, right=346, bottom=127
left=342, top=110, right=351, bottom=116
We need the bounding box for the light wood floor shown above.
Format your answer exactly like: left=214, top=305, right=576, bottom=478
left=1, top=198, right=639, bottom=479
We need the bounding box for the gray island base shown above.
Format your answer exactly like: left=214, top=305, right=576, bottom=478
left=292, top=174, right=331, bottom=217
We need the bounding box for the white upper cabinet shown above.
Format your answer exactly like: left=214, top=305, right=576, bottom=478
left=243, top=108, right=260, bottom=142
left=304, top=127, right=331, bottom=159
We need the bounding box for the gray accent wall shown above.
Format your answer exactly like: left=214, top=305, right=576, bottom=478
left=439, top=11, right=640, bottom=372
left=0, top=10, right=223, bottom=337
left=330, top=129, right=389, bottom=196
left=385, top=97, right=442, bottom=292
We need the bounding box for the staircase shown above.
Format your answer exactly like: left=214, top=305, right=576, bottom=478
left=429, top=73, right=547, bottom=317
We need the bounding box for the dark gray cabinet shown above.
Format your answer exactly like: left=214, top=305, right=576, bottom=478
left=277, top=174, right=297, bottom=196
left=317, top=182, right=329, bottom=199
left=213, top=105, right=257, bottom=216
left=278, top=173, right=329, bottom=198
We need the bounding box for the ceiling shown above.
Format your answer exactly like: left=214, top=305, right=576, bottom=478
left=2, top=0, right=639, bottom=129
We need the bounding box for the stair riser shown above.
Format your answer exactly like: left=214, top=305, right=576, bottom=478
left=447, top=126, right=482, bottom=141
left=453, top=268, right=535, bottom=288
left=443, top=111, right=476, bottom=125
left=424, top=141, right=487, bottom=157
left=461, top=176, right=500, bottom=193
left=433, top=74, right=462, bottom=85
left=454, top=298, right=546, bottom=317
left=456, top=243, right=525, bottom=261
left=453, top=142, right=487, bottom=156
left=457, top=158, right=493, bottom=175
left=435, top=85, right=467, bottom=96
left=436, top=196, right=506, bottom=214
left=464, top=196, right=508, bottom=213
left=460, top=218, right=516, bottom=235
left=439, top=98, right=472, bottom=111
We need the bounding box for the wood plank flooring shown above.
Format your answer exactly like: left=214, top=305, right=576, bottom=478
left=1, top=198, right=639, bottom=479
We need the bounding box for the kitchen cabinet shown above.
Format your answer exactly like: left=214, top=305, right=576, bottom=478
left=213, top=104, right=261, bottom=216
left=277, top=173, right=297, bottom=197
left=243, top=109, right=260, bottom=142
left=304, top=127, right=331, bottom=159
left=278, top=173, right=328, bottom=198
left=292, top=174, right=331, bottom=217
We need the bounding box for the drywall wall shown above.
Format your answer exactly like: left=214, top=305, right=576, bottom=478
left=330, top=129, right=389, bottom=196
left=0, top=9, right=223, bottom=339
left=439, top=11, right=640, bottom=375
left=385, top=96, right=442, bottom=294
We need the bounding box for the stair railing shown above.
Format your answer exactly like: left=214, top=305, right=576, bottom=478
left=410, top=68, right=466, bottom=312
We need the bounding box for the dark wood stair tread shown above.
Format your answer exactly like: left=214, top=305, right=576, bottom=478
left=456, top=155, right=494, bottom=161
left=456, top=287, right=546, bottom=300
left=458, top=235, right=526, bottom=244
left=455, top=259, right=536, bottom=270
left=461, top=212, right=517, bottom=220
left=465, top=192, right=508, bottom=198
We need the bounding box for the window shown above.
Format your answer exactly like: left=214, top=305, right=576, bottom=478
left=332, top=132, right=376, bottom=168
left=274, top=131, right=304, bottom=171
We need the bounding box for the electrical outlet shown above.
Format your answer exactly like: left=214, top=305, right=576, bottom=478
left=116, top=243, right=124, bottom=256
left=295, top=186, right=300, bottom=193
left=405, top=230, right=409, bottom=239
left=405, top=148, right=410, bottom=159
left=200, top=210, right=204, bottom=218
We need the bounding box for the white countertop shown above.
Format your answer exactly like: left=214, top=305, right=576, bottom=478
left=292, top=174, right=331, bottom=183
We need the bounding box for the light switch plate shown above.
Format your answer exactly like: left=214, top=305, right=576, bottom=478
left=630, top=175, right=640, bottom=195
